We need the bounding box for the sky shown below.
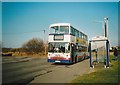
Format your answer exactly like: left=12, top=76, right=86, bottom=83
left=2, top=2, right=118, bottom=48
left=0, top=2, right=2, bottom=43
left=2, top=0, right=120, bottom=2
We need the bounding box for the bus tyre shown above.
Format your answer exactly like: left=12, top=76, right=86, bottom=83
left=84, top=56, right=86, bottom=60
left=71, top=55, right=74, bottom=64
left=75, top=56, right=77, bottom=63
left=83, top=56, right=85, bottom=60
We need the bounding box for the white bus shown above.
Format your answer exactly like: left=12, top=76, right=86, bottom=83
left=48, top=23, right=88, bottom=63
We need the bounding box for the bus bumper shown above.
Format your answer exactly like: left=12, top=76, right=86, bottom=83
left=48, top=59, right=71, bottom=63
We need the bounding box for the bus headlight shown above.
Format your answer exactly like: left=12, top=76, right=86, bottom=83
left=66, top=55, right=68, bottom=60
left=48, top=54, right=51, bottom=59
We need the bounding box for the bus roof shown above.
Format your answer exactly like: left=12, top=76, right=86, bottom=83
left=49, top=23, right=71, bottom=28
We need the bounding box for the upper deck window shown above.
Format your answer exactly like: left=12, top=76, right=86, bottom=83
left=70, top=26, right=75, bottom=36
left=50, top=26, right=69, bottom=34
left=50, top=26, right=59, bottom=34
left=82, top=34, right=88, bottom=41
left=60, top=26, right=69, bottom=34
left=79, top=32, right=82, bottom=38
left=84, top=35, right=88, bottom=41
left=70, top=26, right=79, bottom=37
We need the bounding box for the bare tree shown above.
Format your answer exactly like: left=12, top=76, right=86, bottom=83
left=22, top=38, right=45, bottom=54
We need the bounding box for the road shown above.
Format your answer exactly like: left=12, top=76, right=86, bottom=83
left=29, top=59, right=91, bottom=84
left=2, top=56, right=53, bottom=84
left=2, top=56, right=92, bottom=84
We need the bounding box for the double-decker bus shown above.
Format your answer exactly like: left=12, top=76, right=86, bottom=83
left=48, top=23, right=88, bottom=63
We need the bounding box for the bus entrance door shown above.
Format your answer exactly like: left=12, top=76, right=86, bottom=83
left=71, top=43, right=75, bottom=63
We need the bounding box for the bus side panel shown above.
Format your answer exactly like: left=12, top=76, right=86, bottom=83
left=75, top=52, right=88, bottom=62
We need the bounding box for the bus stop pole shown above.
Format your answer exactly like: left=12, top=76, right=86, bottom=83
left=106, top=40, right=109, bottom=67
left=89, top=41, right=93, bottom=68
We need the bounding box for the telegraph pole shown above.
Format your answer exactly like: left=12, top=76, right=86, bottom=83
left=43, top=30, right=46, bottom=55
left=104, top=17, right=108, bottom=38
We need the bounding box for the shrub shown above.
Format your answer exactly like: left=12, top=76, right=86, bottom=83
left=21, top=38, right=45, bottom=54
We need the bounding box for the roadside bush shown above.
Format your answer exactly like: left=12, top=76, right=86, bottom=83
left=21, top=38, right=45, bottom=54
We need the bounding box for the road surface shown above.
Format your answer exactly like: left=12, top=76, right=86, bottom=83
left=2, top=56, right=92, bottom=84
left=2, top=56, right=53, bottom=84
left=29, top=59, right=90, bottom=84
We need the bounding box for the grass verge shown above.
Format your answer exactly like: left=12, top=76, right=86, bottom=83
left=69, top=55, right=119, bottom=84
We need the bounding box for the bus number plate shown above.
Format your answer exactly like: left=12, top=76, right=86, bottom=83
left=55, top=60, right=60, bottom=62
